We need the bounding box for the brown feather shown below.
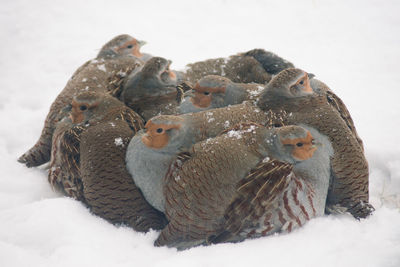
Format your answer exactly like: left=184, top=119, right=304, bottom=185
left=216, top=160, right=293, bottom=241
left=80, top=121, right=167, bottom=232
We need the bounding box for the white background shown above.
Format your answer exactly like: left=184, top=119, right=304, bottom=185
left=1, top=0, right=399, bottom=266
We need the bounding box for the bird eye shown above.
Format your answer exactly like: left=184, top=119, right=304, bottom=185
left=156, top=128, right=164, bottom=133
left=79, top=105, right=87, bottom=111
left=296, top=142, right=303, bottom=147
left=126, top=45, right=133, bottom=49
left=299, top=80, right=304, bottom=85
left=203, top=92, right=210, bottom=96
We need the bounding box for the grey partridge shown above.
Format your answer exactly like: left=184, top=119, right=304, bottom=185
left=49, top=91, right=166, bottom=231
left=18, top=34, right=143, bottom=167
left=126, top=119, right=333, bottom=249
left=178, top=75, right=265, bottom=114
left=48, top=91, right=143, bottom=200
left=257, top=68, right=372, bottom=218
left=120, top=57, right=186, bottom=121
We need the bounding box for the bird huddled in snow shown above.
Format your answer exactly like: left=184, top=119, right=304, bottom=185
left=126, top=117, right=333, bottom=250
left=18, top=34, right=145, bottom=168
left=257, top=68, right=372, bottom=218
left=49, top=91, right=167, bottom=232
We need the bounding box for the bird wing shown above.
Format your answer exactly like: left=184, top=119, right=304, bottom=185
left=325, top=90, right=364, bottom=150
left=114, top=106, right=145, bottom=134
left=211, top=159, right=293, bottom=243
left=158, top=145, right=249, bottom=249
left=49, top=123, right=85, bottom=201
left=107, top=58, right=142, bottom=98
left=311, top=78, right=364, bottom=150
left=80, top=121, right=168, bottom=232
left=176, top=82, right=193, bottom=104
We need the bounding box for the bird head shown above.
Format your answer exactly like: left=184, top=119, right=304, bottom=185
left=264, top=68, right=314, bottom=98
left=97, top=34, right=146, bottom=59
left=140, top=115, right=195, bottom=153
left=187, top=75, right=230, bottom=109
left=266, top=125, right=317, bottom=164
left=142, top=57, right=177, bottom=85
left=121, top=57, right=180, bottom=105
left=179, top=75, right=249, bottom=114
left=69, top=91, right=123, bottom=125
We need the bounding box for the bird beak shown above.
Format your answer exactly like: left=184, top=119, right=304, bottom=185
left=308, top=73, right=315, bottom=79
left=312, top=141, right=323, bottom=149
left=183, top=90, right=196, bottom=98
left=138, top=40, right=146, bottom=47
left=167, top=60, right=173, bottom=68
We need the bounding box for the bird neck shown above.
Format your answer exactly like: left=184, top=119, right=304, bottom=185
left=293, top=125, right=333, bottom=213
left=139, top=53, right=152, bottom=62
left=223, top=84, right=249, bottom=106
left=96, top=49, right=117, bottom=59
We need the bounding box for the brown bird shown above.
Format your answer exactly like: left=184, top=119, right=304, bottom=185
left=18, top=34, right=143, bottom=167
left=178, top=75, right=265, bottom=114
left=126, top=118, right=333, bottom=249
left=49, top=91, right=166, bottom=231
left=257, top=68, right=372, bottom=218
left=184, top=48, right=294, bottom=85
left=48, top=91, right=143, bottom=199
left=120, top=57, right=187, bottom=121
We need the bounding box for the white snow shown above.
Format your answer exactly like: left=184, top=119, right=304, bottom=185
left=97, top=64, right=106, bottom=72
left=114, top=137, right=123, bottom=147
left=227, top=130, right=243, bottom=139
left=1, top=0, right=400, bottom=266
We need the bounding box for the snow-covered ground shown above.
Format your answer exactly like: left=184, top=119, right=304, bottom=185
left=1, top=0, right=400, bottom=266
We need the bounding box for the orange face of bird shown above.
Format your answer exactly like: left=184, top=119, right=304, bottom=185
left=161, top=62, right=177, bottom=81
left=69, top=99, right=99, bottom=124
left=116, top=39, right=142, bottom=58
left=142, top=120, right=182, bottom=149
left=190, top=83, right=226, bottom=108
left=290, top=72, right=313, bottom=95
left=168, top=70, right=176, bottom=80
left=70, top=100, right=88, bottom=124
left=280, top=131, right=317, bottom=161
